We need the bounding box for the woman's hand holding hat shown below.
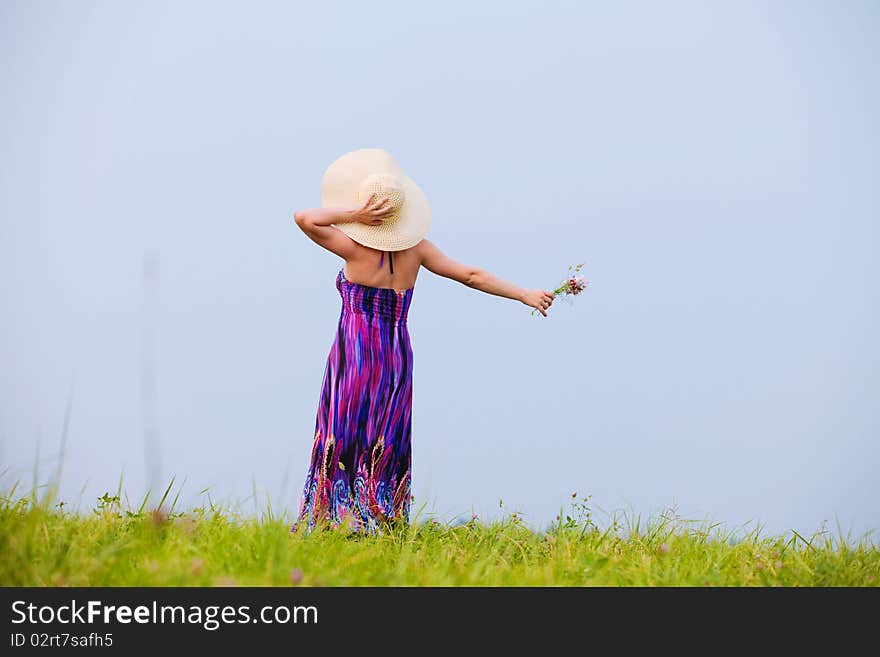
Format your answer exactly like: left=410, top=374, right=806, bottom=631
left=350, top=193, right=396, bottom=226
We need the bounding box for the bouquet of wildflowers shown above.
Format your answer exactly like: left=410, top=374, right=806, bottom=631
left=531, top=262, right=589, bottom=316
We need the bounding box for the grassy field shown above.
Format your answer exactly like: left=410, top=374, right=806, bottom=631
left=1, top=485, right=877, bottom=587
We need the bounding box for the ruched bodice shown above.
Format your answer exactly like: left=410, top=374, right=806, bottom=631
left=337, top=269, right=413, bottom=325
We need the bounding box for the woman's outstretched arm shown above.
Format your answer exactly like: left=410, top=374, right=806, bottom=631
left=418, top=239, right=555, bottom=317
left=294, top=193, right=395, bottom=257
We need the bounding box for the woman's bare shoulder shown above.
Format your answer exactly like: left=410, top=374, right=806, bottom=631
left=413, top=238, right=440, bottom=261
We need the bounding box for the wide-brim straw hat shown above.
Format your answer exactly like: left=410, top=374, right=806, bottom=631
left=321, top=148, right=431, bottom=252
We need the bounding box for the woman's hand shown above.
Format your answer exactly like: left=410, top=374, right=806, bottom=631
left=349, top=193, right=396, bottom=226
left=521, top=289, right=555, bottom=317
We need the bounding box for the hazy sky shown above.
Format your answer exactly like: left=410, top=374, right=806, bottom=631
left=2, top=1, right=878, bottom=537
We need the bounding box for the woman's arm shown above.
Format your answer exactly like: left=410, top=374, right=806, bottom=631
left=418, top=239, right=555, bottom=317
left=294, top=194, right=394, bottom=258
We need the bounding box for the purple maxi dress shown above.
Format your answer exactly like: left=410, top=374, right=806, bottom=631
left=293, top=263, right=414, bottom=533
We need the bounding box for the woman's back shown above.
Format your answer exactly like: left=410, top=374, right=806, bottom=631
left=342, top=242, right=422, bottom=292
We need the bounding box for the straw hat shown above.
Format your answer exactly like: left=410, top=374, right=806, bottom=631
left=321, top=148, right=431, bottom=252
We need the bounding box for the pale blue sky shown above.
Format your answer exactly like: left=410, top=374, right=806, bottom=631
left=2, top=1, right=878, bottom=536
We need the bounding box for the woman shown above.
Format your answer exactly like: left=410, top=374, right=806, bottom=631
left=291, top=149, right=554, bottom=533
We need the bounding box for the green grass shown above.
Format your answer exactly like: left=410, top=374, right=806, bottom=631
left=1, top=484, right=877, bottom=587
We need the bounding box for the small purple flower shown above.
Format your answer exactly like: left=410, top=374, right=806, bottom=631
left=566, top=275, right=588, bottom=296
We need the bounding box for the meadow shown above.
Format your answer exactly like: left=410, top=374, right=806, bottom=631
left=1, top=482, right=877, bottom=587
